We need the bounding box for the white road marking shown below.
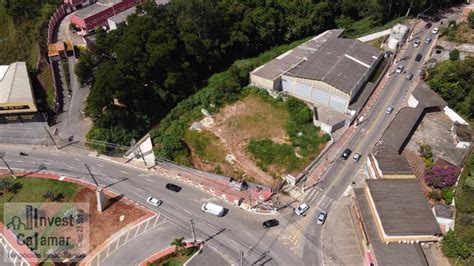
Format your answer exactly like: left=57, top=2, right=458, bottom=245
left=135, top=187, right=144, bottom=192
left=97, top=164, right=104, bottom=167
left=145, top=178, right=154, bottom=182
left=51, top=153, right=59, bottom=156
left=74, top=158, right=81, bottom=162
left=120, top=171, right=128, bottom=174
left=184, top=209, right=191, bottom=215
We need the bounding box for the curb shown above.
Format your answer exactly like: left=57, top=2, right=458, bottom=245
left=139, top=240, right=202, bottom=266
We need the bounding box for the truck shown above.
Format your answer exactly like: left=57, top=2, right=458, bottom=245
left=201, top=202, right=225, bottom=217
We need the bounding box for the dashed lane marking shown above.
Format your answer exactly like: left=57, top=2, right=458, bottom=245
left=120, top=170, right=128, bottom=174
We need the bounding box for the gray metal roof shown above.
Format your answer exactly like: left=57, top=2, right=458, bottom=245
left=381, top=82, right=447, bottom=153
left=433, top=204, right=455, bottom=219
left=0, top=62, right=35, bottom=104
left=366, top=179, right=442, bottom=236
left=73, top=3, right=111, bottom=19
left=354, top=188, right=429, bottom=266
left=108, top=6, right=136, bottom=24
left=287, top=37, right=381, bottom=94
left=372, top=144, right=413, bottom=175
left=251, top=29, right=344, bottom=81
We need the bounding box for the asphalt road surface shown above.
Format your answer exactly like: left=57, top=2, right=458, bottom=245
left=0, top=144, right=303, bottom=265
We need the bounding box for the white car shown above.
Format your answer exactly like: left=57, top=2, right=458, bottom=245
left=432, top=27, right=438, bottom=34
left=395, top=64, right=404, bottom=73
left=317, top=211, right=327, bottom=225
left=353, top=152, right=362, bottom=162
left=385, top=106, right=394, bottom=114
left=146, top=196, right=162, bottom=206
left=295, top=203, right=309, bottom=216
left=413, top=39, right=421, bottom=47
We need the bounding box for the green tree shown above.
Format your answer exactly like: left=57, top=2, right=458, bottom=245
left=442, top=230, right=471, bottom=259
left=468, top=10, right=474, bottom=28
left=449, top=49, right=460, bottom=61
left=171, top=237, right=186, bottom=255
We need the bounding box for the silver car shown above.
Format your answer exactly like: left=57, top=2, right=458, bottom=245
left=317, top=211, right=327, bottom=225
left=353, top=152, right=362, bottom=162
left=385, top=106, right=394, bottom=114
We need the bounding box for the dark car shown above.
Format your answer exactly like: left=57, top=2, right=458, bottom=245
left=263, top=219, right=279, bottom=228
left=415, top=53, right=422, bottom=62
left=341, top=148, right=352, bottom=160
left=424, top=22, right=432, bottom=29
left=166, top=183, right=182, bottom=192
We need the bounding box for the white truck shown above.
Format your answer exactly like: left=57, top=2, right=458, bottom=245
left=201, top=202, right=225, bottom=217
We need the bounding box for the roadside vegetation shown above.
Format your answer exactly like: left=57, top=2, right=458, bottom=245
left=0, top=1, right=60, bottom=68
left=428, top=56, right=474, bottom=120
left=0, top=176, right=81, bottom=221
left=441, top=154, right=474, bottom=265
left=75, top=0, right=459, bottom=150
left=440, top=19, right=474, bottom=44
left=148, top=237, right=198, bottom=266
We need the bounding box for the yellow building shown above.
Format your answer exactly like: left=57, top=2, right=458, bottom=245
left=0, top=62, right=40, bottom=123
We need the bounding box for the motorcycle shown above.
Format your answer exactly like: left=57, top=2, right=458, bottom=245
left=19, top=152, right=28, bottom=156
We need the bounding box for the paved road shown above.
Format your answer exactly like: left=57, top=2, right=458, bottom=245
left=299, top=20, right=441, bottom=265
left=0, top=145, right=302, bottom=265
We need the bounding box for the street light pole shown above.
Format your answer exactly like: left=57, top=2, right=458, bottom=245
left=0, top=152, right=17, bottom=179
left=190, top=219, right=196, bottom=245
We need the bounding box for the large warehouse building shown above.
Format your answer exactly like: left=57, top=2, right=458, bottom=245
left=0, top=62, right=40, bottom=124
left=250, top=29, right=382, bottom=133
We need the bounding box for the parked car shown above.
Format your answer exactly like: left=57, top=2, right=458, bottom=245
left=415, top=53, right=422, bottom=62
left=146, top=197, right=162, bottom=206
left=263, top=219, right=279, bottom=228
left=396, top=64, right=404, bottom=73
left=353, top=152, right=362, bottom=162
left=385, top=106, right=394, bottom=114
left=166, top=183, right=182, bottom=192
left=424, top=22, right=432, bottom=29
left=295, top=203, right=309, bottom=216
left=413, top=39, right=421, bottom=47
left=425, top=37, right=432, bottom=44
left=406, top=73, right=414, bottom=80
left=432, top=27, right=438, bottom=34
left=317, top=211, right=327, bottom=225
left=201, top=202, right=225, bottom=217
left=341, top=148, right=352, bottom=160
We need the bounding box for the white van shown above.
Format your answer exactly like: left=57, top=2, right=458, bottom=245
left=201, top=203, right=225, bottom=217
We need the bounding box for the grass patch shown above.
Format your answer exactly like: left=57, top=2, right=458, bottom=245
left=0, top=176, right=81, bottom=221
left=440, top=21, right=474, bottom=44
left=184, top=130, right=227, bottom=163
left=37, top=66, right=56, bottom=110
left=150, top=247, right=198, bottom=266
left=367, top=36, right=386, bottom=50
left=343, top=16, right=408, bottom=38
left=247, top=139, right=301, bottom=174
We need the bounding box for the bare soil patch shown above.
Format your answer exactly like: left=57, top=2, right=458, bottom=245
left=185, top=94, right=289, bottom=186
left=73, top=188, right=148, bottom=252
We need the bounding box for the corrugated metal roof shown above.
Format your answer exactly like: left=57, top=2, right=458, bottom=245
left=287, top=37, right=380, bottom=94
left=0, top=62, right=35, bottom=104
left=354, top=188, right=429, bottom=266
left=373, top=144, right=413, bottom=175
left=367, top=179, right=442, bottom=236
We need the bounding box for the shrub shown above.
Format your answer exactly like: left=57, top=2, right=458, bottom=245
left=428, top=189, right=441, bottom=201
left=441, top=230, right=471, bottom=259
left=441, top=187, right=454, bottom=204
left=424, top=165, right=458, bottom=189
left=449, top=49, right=460, bottom=61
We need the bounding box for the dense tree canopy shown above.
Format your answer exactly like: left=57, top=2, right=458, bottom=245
left=428, top=57, right=474, bottom=120
left=78, top=0, right=464, bottom=148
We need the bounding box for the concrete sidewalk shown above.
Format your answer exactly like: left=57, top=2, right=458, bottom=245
left=190, top=244, right=232, bottom=266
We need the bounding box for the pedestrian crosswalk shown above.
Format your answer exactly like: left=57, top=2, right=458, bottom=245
left=305, top=187, right=334, bottom=211
left=277, top=226, right=304, bottom=252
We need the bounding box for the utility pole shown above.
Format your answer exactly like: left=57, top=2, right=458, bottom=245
left=0, top=152, right=17, bottom=179
left=85, top=164, right=106, bottom=212
left=190, top=219, right=196, bottom=245
left=240, top=250, right=244, bottom=266
left=44, top=126, right=58, bottom=149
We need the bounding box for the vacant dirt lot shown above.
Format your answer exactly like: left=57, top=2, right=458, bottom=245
left=186, top=94, right=289, bottom=186
left=74, top=188, right=149, bottom=252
